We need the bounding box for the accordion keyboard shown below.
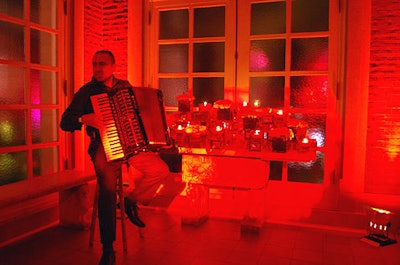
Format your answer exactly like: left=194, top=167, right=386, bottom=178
left=91, top=89, right=147, bottom=162
left=91, top=93, right=125, bottom=161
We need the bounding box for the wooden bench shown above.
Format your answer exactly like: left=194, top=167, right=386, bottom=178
left=0, top=170, right=96, bottom=227
left=0, top=170, right=96, bottom=208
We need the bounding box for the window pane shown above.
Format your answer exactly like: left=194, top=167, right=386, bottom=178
left=193, top=77, right=224, bottom=106
left=30, top=0, right=57, bottom=29
left=0, top=152, right=28, bottom=185
left=31, top=70, right=57, bottom=104
left=288, top=151, right=324, bottom=183
left=194, top=6, right=225, bottom=38
left=32, top=109, right=58, bottom=143
left=291, top=37, right=328, bottom=71
left=290, top=76, right=328, bottom=108
left=290, top=113, right=326, bottom=147
left=159, top=9, right=188, bottom=39
left=0, top=64, right=26, bottom=104
left=250, top=77, right=284, bottom=108
left=193, top=42, right=225, bottom=72
left=30, top=29, right=57, bottom=66
left=0, top=0, right=24, bottom=18
left=0, top=21, right=25, bottom=61
left=292, top=0, right=329, bottom=33
left=269, top=161, right=283, bottom=180
left=159, top=78, right=188, bottom=107
left=33, top=146, right=59, bottom=176
left=0, top=110, right=26, bottom=146
left=250, top=39, right=285, bottom=71
left=251, top=2, right=286, bottom=35
left=159, top=44, right=188, bottom=73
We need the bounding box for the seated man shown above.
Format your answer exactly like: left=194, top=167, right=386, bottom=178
left=60, top=50, right=169, bottom=265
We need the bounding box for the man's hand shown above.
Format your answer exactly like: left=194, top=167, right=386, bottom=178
left=80, top=113, right=104, bottom=129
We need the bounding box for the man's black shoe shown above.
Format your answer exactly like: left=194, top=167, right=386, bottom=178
left=124, top=198, right=146, bottom=228
left=99, top=251, right=115, bottom=265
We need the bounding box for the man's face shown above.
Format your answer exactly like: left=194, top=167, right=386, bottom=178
left=92, top=52, right=115, bottom=82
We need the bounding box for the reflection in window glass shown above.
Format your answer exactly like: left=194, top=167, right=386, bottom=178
left=33, top=146, right=59, bottom=176
left=30, top=0, right=57, bottom=29
left=251, top=2, right=286, bottom=35
left=0, top=110, right=26, bottom=147
left=250, top=77, right=284, bottom=108
left=30, top=70, right=57, bottom=104
left=194, top=6, right=225, bottom=38
left=288, top=151, right=324, bottom=183
left=0, top=151, right=27, bottom=185
left=159, top=9, right=188, bottom=39
left=290, top=76, right=328, bottom=108
left=32, top=109, right=58, bottom=144
left=159, top=78, right=188, bottom=107
left=30, top=29, right=57, bottom=66
left=159, top=44, right=188, bottom=73
left=290, top=113, right=326, bottom=147
left=250, top=39, right=285, bottom=71
left=0, top=21, right=25, bottom=61
left=193, top=42, right=225, bottom=72
left=292, top=0, right=329, bottom=33
left=291, top=37, right=328, bottom=71
left=193, top=77, right=224, bottom=106
left=0, top=65, right=26, bottom=104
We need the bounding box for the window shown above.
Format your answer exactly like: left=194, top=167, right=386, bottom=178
left=0, top=0, right=63, bottom=185
left=245, top=0, right=330, bottom=183
left=150, top=1, right=236, bottom=108
left=147, top=0, right=339, bottom=185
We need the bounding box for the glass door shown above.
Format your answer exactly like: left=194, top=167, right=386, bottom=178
left=146, top=0, right=342, bottom=212
left=237, top=0, right=341, bottom=211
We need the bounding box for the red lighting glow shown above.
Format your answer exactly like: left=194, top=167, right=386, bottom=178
left=371, top=207, right=391, bottom=215
left=250, top=48, right=269, bottom=71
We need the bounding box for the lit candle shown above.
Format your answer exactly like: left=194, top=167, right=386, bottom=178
left=302, top=137, right=309, bottom=144
left=199, top=101, right=211, bottom=112
left=254, top=100, right=260, bottom=107
left=215, top=125, right=223, bottom=132
left=243, top=101, right=248, bottom=107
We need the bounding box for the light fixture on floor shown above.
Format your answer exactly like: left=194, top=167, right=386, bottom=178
left=361, top=207, right=397, bottom=246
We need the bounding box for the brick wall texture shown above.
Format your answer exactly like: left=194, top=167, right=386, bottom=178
left=366, top=0, right=400, bottom=194
left=84, top=0, right=128, bottom=82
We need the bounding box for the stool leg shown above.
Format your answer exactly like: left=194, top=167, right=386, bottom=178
left=89, top=184, right=99, bottom=247
left=89, top=179, right=130, bottom=251
left=117, top=175, right=128, bottom=252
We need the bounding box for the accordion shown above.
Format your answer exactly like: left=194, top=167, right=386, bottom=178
left=91, top=86, right=170, bottom=162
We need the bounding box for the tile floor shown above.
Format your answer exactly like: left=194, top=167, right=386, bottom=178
left=0, top=207, right=399, bottom=265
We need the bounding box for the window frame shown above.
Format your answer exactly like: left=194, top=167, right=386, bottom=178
left=0, top=0, right=65, bottom=184
left=145, top=0, right=343, bottom=187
